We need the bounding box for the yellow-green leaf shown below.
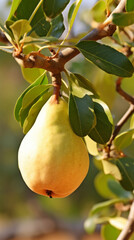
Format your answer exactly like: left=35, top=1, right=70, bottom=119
left=114, top=129, right=134, bottom=150
left=84, top=136, right=98, bottom=156
left=109, top=217, right=127, bottom=230
left=22, top=44, right=44, bottom=83
left=10, top=19, right=31, bottom=43
left=94, top=172, right=116, bottom=199
left=102, top=159, right=122, bottom=181
left=91, top=0, right=106, bottom=22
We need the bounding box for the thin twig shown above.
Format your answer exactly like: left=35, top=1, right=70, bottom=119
left=116, top=77, right=134, bottom=104
left=60, top=24, right=116, bottom=64
left=104, top=0, right=127, bottom=25
left=117, top=200, right=134, bottom=240
left=108, top=104, right=134, bottom=147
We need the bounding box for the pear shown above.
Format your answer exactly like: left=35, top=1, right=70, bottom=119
left=18, top=96, right=89, bottom=198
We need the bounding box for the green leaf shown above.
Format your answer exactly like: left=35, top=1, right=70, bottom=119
left=126, top=0, right=134, bottom=11
left=69, top=73, right=98, bottom=102
left=29, top=17, right=51, bottom=37
left=23, top=91, right=52, bottom=134
left=111, top=157, right=134, bottom=191
left=10, top=19, right=31, bottom=43
left=19, top=105, right=32, bottom=126
left=22, top=66, right=44, bottom=84
left=108, top=179, right=133, bottom=199
left=88, top=99, right=113, bottom=144
left=71, top=73, right=99, bottom=98
left=7, top=0, right=22, bottom=21
left=7, top=0, right=51, bottom=37
left=69, top=93, right=95, bottom=137
left=49, top=14, right=65, bottom=38
left=0, top=22, right=9, bottom=34
left=43, top=0, right=70, bottom=18
left=68, top=2, right=75, bottom=24
left=21, top=44, right=44, bottom=83
left=21, top=84, right=52, bottom=110
left=90, top=199, right=124, bottom=216
left=8, top=0, right=40, bottom=21
left=84, top=136, right=99, bottom=156
left=91, top=0, right=106, bottom=22
left=101, top=224, right=121, bottom=240
left=19, top=84, right=52, bottom=126
left=14, top=72, right=48, bottom=121
left=30, top=3, right=51, bottom=37
left=94, top=172, right=116, bottom=199
left=12, top=0, right=40, bottom=20
left=76, top=41, right=134, bottom=77
left=114, top=129, right=134, bottom=150
left=112, top=12, right=134, bottom=26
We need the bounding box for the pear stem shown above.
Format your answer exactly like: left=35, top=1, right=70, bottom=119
left=51, top=73, right=61, bottom=104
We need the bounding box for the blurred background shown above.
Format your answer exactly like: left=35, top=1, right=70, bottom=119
left=0, top=0, right=134, bottom=240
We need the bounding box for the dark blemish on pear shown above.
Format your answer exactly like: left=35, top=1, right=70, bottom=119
left=46, top=190, right=53, bottom=198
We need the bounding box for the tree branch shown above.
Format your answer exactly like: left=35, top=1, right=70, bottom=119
left=12, top=0, right=127, bottom=75
left=60, top=24, right=116, bottom=64
left=61, top=0, right=127, bottom=64
left=13, top=24, right=116, bottom=74
left=117, top=200, right=134, bottom=240
left=104, top=0, right=127, bottom=25
left=13, top=51, right=65, bottom=74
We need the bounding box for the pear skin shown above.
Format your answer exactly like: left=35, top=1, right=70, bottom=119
left=18, top=97, right=89, bottom=198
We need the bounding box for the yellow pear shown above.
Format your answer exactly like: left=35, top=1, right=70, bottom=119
left=18, top=96, right=89, bottom=198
